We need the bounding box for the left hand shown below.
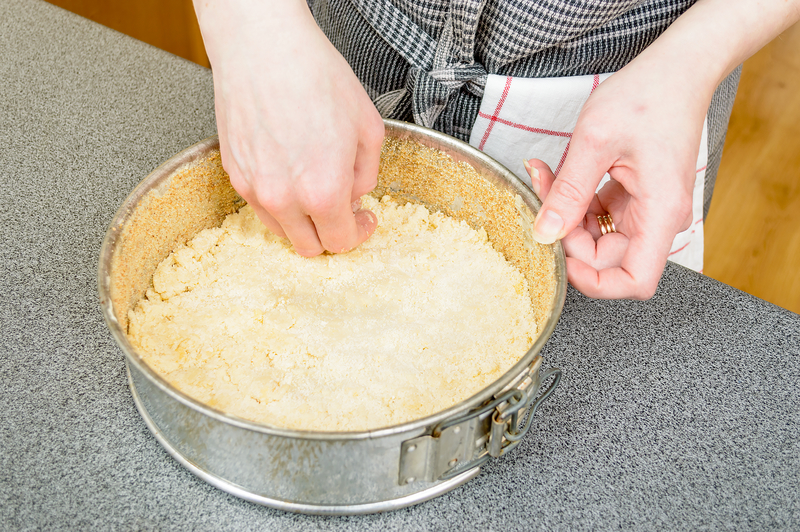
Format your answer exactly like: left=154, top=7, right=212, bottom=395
left=525, top=55, right=706, bottom=299
left=525, top=0, right=800, bottom=300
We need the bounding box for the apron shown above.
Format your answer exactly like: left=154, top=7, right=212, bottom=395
left=310, top=0, right=729, bottom=272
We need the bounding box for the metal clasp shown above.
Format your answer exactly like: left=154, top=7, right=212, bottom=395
left=398, top=355, right=562, bottom=485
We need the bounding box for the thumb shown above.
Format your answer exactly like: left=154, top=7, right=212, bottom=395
left=532, top=136, right=610, bottom=244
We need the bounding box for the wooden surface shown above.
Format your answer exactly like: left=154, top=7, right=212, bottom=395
left=43, top=1, right=800, bottom=313
left=705, top=22, right=800, bottom=315
left=44, top=0, right=209, bottom=68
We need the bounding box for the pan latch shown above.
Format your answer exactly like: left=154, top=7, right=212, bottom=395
left=398, top=355, right=561, bottom=485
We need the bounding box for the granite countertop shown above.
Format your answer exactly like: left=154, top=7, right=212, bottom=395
left=1, top=1, right=799, bottom=530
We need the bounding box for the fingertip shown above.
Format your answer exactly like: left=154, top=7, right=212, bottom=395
left=525, top=159, right=559, bottom=200
left=522, top=159, right=541, bottom=196
left=564, top=256, right=602, bottom=297
left=354, top=208, right=377, bottom=239
left=532, top=209, right=564, bottom=245
left=294, top=246, right=325, bottom=258
left=534, top=174, right=598, bottom=245
left=522, top=158, right=533, bottom=175
left=249, top=203, right=287, bottom=238
left=327, top=209, right=377, bottom=254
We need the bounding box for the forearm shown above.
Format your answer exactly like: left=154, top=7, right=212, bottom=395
left=192, top=0, right=316, bottom=66
left=637, top=0, right=800, bottom=100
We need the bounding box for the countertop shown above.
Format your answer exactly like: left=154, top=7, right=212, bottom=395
left=1, top=1, right=798, bottom=530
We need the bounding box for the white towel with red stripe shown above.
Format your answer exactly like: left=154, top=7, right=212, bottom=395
left=468, top=73, right=707, bottom=272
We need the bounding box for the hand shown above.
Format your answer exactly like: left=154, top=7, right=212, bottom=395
left=527, top=57, right=705, bottom=299
left=194, top=0, right=384, bottom=256
left=526, top=0, right=800, bottom=299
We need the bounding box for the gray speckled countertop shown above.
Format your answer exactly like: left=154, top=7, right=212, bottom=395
left=1, top=1, right=799, bottom=530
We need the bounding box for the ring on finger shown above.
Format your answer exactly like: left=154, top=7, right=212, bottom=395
left=597, top=214, right=617, bottom=235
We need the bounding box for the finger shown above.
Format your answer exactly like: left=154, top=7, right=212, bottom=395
left=532, top=130, right=613, bottom=244
left=224, top=163, right=290, bottom=239
left=300, top=164, right=377, bottom=254
left=247, top=201, right=287, bottom=238
left=523, top=159, right=554, bottom=200
left=250, top=174, right=325, bottom=256
left=295, top=160, right=377, bottom=254
left=276, top=211, right=325, bottom=257
left=527, top=158, right=615, bottom=238
left=585, top=191, right=621, bottom=241
left=313, top=201, right=377, bottom=254
left=566, top=221, right=671, bottom=300
left=566, top=252, right=664, bottom=300
left=562, top=226, right=628, bottom=271
left=563, top=257, right=646, bottom=300
left=596, top=179, right=628, bottom=214
left=218, top=143, right=290, bottom=240
left=351, top=115, right=384, bottom=201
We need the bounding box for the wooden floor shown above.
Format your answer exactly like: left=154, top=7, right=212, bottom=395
left=46, top=1, right=800, bottom=314
left=705, top=22, right=800, bottom=315
left=45, top=0, right=209, bottom=68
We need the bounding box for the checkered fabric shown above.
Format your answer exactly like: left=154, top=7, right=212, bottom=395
left=311, top=0, right=698, bottom=132
left=309, top=0, right=740, bottom=216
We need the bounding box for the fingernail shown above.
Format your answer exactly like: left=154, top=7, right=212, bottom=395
left=532, top=210, right=563, bottom=244
left=356, top=209, right=376, bottom=231
left=530, top=167, right=540, bottom=196
left=351, top=199, right=362, bottom=212
left=522, top=160, right=540, bottom=196
left=522, top=159, right=532, bottom=173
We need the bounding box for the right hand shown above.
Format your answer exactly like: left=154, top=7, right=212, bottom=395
left=194, top=0, right=384, bottom=256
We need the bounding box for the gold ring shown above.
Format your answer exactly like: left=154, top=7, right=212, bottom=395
left=597, top=214, right=616, bottom=235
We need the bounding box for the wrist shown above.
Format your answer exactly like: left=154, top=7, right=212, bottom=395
left=192, top=0, right=315, bottom=66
